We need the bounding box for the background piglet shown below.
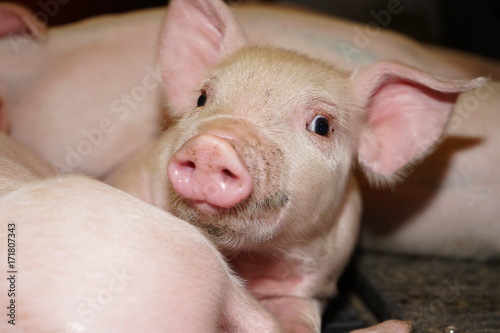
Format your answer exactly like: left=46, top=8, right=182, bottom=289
left=0, top=3, right=164, bottom=177
left=107, top=0, right=485, bottom=331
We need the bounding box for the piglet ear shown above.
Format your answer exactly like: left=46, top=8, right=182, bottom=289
left=0, top=3, right=46, bottom=39
left=159, top=0, right=246, bottom=115
left=354, top=61, right=486, bottom=185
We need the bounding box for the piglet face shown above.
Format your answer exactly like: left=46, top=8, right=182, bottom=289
left=165, top=48, right=361, bottom=252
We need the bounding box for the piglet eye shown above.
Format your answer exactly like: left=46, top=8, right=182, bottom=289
left=307, top=115, right=331, bottom=136
left=197, top=91, right=207, bottom=107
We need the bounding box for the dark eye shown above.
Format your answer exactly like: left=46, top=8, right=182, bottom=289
left=307, top=115, right=331, bottom=136
left=197, top=91, right=207, bottom=107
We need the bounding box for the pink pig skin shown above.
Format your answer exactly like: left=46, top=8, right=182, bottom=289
left=107, top=0, right=483, bottom=331
left=0, top=177, right=281, bottom=333
left=0, top=132, right=55, bottom=195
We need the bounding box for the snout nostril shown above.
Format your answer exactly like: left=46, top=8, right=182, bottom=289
left=181, top=161, right=196, bottom=170
left=222, top=169, right=237, bottom=179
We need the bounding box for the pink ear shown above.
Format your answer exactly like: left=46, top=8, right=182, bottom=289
left=159, top=0, right=246, bottom=115
left=354, top=61, right=486, bottom=184
left=0, top=3, right=46, bottom=39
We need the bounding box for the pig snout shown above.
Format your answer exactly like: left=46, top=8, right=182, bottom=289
left=167, top=134, right=253, bottom=210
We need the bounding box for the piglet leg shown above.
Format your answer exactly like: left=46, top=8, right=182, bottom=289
left=351, top=320, right=411, bottom=333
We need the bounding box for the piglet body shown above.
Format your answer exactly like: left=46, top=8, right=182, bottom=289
left=1, top=177, right=282, bottom=333
left=107, top=0, right=485, bottom=331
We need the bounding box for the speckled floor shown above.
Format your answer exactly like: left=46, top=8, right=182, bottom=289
left=322, top=251, right=500, bottom=333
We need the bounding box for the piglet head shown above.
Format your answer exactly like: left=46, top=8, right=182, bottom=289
left=163, top=47, right=357, bottom=252
left=159, top=0, right=485, bottom=252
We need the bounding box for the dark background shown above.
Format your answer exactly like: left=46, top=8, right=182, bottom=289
left=15, top=0, right=500, bottom=61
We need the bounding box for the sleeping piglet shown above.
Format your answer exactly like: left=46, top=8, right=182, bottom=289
left=107, top=0, right=485, bottom=331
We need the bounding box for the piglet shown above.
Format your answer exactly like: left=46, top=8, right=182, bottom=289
left=0, top=2, right=164, bottom=177
left=108, top=0, right=484, bottom=331
left=1, top=177, right=282, bottom=333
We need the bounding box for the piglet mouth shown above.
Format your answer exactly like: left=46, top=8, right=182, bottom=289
left=169, top=185, right=290, bottom=251
left=180, top=187, right=289, bottom=218
left=191, top=200, right=228, bottom=215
